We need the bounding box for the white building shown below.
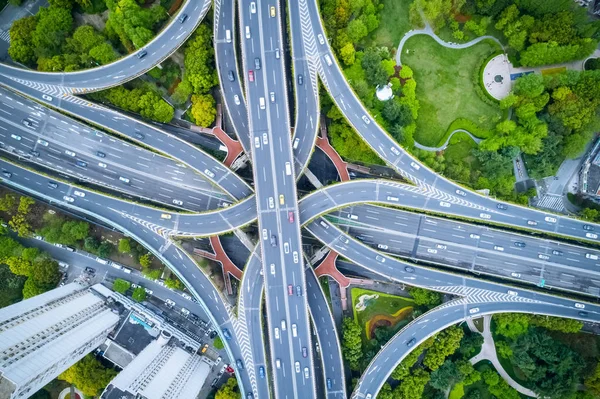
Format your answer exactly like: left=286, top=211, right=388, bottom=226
left=100, top=330, right=211, bottom=399
left=0, top=283, right=120, bottom=399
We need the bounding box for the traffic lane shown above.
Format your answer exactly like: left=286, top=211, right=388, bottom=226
left=308, top=218, right=600, bottom=315
left=305, top=266, right=346, bottom=398
left=0, top=75, right=252, bottom=201
left=0, top=159, right=259, bottom=236
left=353, top=300, right=597, bottom=398
left=0, top=0, right=210, bottom=88
left=341, top=204, right=600, bottom=270
left=0, top=90, right=219, bottom=193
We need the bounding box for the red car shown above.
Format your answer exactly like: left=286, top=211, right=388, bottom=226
left=288, top=211, right=294, bottom=223
left=287, top=284, right=293, bottom=295
left=248, top=70, right=254, bottom=82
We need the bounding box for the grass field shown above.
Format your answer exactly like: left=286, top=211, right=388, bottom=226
left=366, top=0, right=414, bottom=49
left=351, top=287, right=415, bottom=342
left=402, top=35, right=504, bottom=147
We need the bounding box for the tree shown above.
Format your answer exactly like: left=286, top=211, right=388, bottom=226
left=430, top=360, right=462, bottom=390
left=118, top=238, right=131, bottom=254
left=59, top=354, right=117, bottom=396
left=112, top=278, right=131, bottom=294
left=8, top=16, right=38, bottom=65
left=213, top=336, right=224, bottom=350
left=132, top=287, right=146, bottom=302
left=340, top=42, right=356, bottom=65
left=30, top=257, right=60, bottom=285
left=341, top=317, right=363, bottom=370
left=190, top=94, right=216, bottom=127
left=456, top=359, right=481, bottom=385
left=409, top=287, right=442, bottom=307
left=399, top=65, right=413, bottom=79
left=458, top=331, right=484, bottom=358
left=496, top=340, right=513, bottom=358
left=494, top=313, right=530, bottom=339
left=423, top=326, right=464, bottom=370
left=182, top=23, right=218, bottom=95
left=346, top=19, right=368, bottom=42
left=32, top=6, right=73, bottom=58
left=97, top=241, right=114, bottom=258
left=215, top=377, right=240, bottom=399
left=393, top=368, right=430, bottom=399
left=585, top=362, right=600, bottom=396
left=165, top=278, right=183, bottom=290
left=104, top=0, right=168, bottom=51
left=139, top=253, right=153, bottom=268
left=22, top=278, right=47, bottom=299
left=84, top=236, right=100, bottom=253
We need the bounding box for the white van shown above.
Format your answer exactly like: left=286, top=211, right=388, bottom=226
left=96, top=257, right=109, bottom=265
left=259, top=97, right=265, bottom=109
left=324, top=54, right=332, bottom=66
left=387, top=196, right=399, bottom=201
left=586, top=253, right=599, bottom=260
left=225, top=30, right=232, bottom=43
left=245, top=26, right=250, bottom=39
left=285, top=162, right=292, bottom=176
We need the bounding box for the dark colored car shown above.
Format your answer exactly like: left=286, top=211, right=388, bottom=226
left=514, top=242, right=526, bottom=248
left=30, top=150, right=40, bottom=157
left=209, top=330, right=218, bottom=339
left=137, top=50, right=147, bottom=58
left=327, top=378, right=332, bottom=390
left=254, top=57, right=261, bottom=70
left=552, top=249, right=563, bottom=256
left=96, top=151, right=106, bottom=158
left=584, top=225, right=594, bottom=231
left=579, top=311, right=588, bottom=317
left=222, top=328, right=232, bottom=340
left=236, top=359, right=244, bottom=370
left=296, top=285, right=302, bottom=296
left=406, top=338, right=416, bottom=347
left=76, top=160, right=88, bottom=167
left=302, top=347, right=308, bottom=358
left=228, top=70, right=235, bottom=82
left=178, top=13, right=188, bottom=23
left=404, top=266, right=415, bottom=273
left=496, top=203, right=508, bottom=210
left=135, top=132, right=145, bottom=140
left=259, top=366, right=265, bottom=378
left=85, top=267, right=96, bottom=274
left=270, top=234, right=277, bottom=247
left=48, top=181, right=58, bottom=189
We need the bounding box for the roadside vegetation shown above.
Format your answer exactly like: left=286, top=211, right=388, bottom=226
left=0, top=188, right=167, bottom=306
left=58, top=354, right=117, bottom=397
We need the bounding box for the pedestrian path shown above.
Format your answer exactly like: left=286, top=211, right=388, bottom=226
left=469, top=315, right=538, bottom=398
left=534, top=194, right=565, bottom=213
left=413, top=129, right=482, bottom=152
left=0, top=29, right=9, bottom=44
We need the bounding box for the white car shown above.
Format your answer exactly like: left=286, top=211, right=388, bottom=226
left=293, top=137, right=300, bottom=149
left=317, top=34, right=325, bottom=44
left=361, top=115, right=370, bottom=124
left=436, top=244, right=446, bottom=250
left=270, top=92, right=275, bottom=103
left=469, top=308, right=480, bottom=314
left=469, top=234, right=480, bottom=239
left=234, top=95, right=241, bottom=105
left=575, top=303, right=585, bottom=309
left=293, top=251, right=299, bottom=263
left=262, top=133, right=268, bottom=145
left=586, top=233, right=598, bottom=239
left=262, top=229, right=268, bottom=240
left=375, top=255, right=385, bottom=263
left=304, top=367, right=310, bottom=379
left=455, top=189, right=466, bottom=196
left=270, top=263, right=275, bottom=275
left=480, top=213, right=491, bottom=219
left=274, top=327, right=280, bottom=339
left=37, top=139, right=49, bottom=146
left=410, top=162, right=420, bottom=170
left=204, top=169, right=215, bottom=178
left=439, top=201, right=451, bottom=208
left=511, top=272, right=521, bottom=278
left=144, top=288, right=153, bottom=295
left=390, top=147, right=400, bottom=156
left=283, top=242, right=289, bottom=254
left=42, top=94, right=53, bottom=101
left=250, top=1, right=256, bottom=13
left=281, top=320, right=286, bottom=331
left=544, top=216, right=557, bottom=223
left=295, top=362, right=300, bottom=373
left=507, top=290, right=518, bottom=296
left=173, top=199, right=183, bottom=206
left=98, top=162, right=107, bottom=168
left=268, top=197, right=274, bottom=209
left=254, top=137, right=260, bottom=148
left=538, top=254, right=550, bottom=260
left=63, top=196, right=74, bottom=203
left=494, top=246, right=504, bottom=252
left=527, top=220, right=538, bottom=226
left=292, top=323, right=297, bottom=337
left=427, top=248, right=438, bottom=254
left=378, top=244, right=388, bottom=250
left=73, top=191, right=85, bottom=197
left=65, top=150, right=76, bottom=157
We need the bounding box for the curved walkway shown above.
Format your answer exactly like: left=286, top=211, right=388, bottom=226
left=413, top=129, right=482, bottom=152
left=468, top=315, right=538, bottom=397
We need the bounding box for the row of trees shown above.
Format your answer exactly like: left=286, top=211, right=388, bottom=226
left=59, top=354, right=117, bottom=397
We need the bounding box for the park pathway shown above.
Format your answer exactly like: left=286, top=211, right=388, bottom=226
left=468, top=315, right=538, bottom=398
left=413, top=129, right=482, bottom=152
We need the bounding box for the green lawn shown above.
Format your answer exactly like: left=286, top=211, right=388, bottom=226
left=403, top=35, right=504, bottom=147
left=350, top=287, right=415, bottom=342
left=366, top=0, right=414, bottom=49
